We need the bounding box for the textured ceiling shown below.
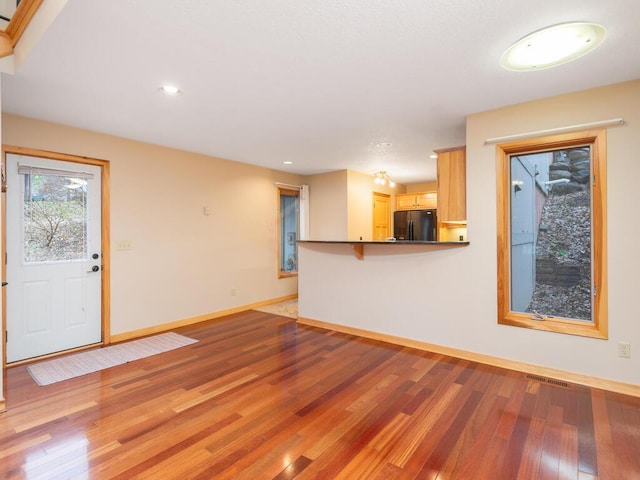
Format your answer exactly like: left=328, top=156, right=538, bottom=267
left=3, top=0, right=640, bottom=183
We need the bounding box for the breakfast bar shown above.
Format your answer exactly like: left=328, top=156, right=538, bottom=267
left=296, top=238, right=473, bottom=353
left=298, top=239, right=469, bottom=260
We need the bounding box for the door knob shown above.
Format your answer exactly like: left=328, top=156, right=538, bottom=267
left=87, top=265, right=100, bottom=273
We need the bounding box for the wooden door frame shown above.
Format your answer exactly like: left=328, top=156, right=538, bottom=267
left=372, top=192, right=391, bottom=240
left=1, top=145, right=111, bottom=370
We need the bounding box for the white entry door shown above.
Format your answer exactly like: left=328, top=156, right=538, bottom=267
left=6, top=154, right=102, bottom=363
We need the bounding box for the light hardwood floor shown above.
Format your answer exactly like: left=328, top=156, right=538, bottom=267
left=1, top=310, right=639, bottom=479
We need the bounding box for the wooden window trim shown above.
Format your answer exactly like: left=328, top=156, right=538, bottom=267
left=277, top=187, right=299, bottom=279
left=496, top=130, right=607, bottom=339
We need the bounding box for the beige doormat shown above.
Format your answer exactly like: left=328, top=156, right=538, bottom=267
left=254, top=299, right=298, bottom=319
left=26, top=332, right=198, bottom=386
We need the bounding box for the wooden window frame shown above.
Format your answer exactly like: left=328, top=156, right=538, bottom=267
left=277, top=187, right=299, bottom=279
left=496, top=130, right=607, bottom=339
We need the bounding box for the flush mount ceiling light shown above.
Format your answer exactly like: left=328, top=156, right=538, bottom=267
left=282, top=161, right=293, bottom=165
left=501, top=22, right=606, bottom=71
left=373, top=171, right=395, bottom=187
left=159, top=84, right=182, bottom=95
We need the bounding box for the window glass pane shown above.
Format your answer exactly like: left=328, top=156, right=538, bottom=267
left=23, top=173, right=88, bottom=263
left=509, top=147, right=592, bottom=321
left=280, top=193, right=298, bottom=273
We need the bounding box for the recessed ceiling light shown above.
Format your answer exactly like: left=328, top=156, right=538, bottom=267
left=282, top=161, right=293, bottom=165
left=501, top=22, right=606, bottom=71
left=429, top=153, right=438, bottom=159
left=160, top=85, right=182, bottom=95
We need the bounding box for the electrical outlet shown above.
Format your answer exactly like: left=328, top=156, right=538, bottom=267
left=231, top=288, right=237, bottom=297
left=617, top=342, right=631, bottom=358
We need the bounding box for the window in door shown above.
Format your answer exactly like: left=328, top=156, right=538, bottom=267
left=278, top=187, right=299, bottom=278
left=497, top=130, right=607, bottom=339
left=21, top=166, right=91, bottom=263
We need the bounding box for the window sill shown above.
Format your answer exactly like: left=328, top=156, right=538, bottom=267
left=499, top=313, right=607, bottom=340
left=278, top=271, right=298, bottom=279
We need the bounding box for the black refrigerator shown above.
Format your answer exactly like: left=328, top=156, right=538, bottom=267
left=393, top=209, right=437, bottom=241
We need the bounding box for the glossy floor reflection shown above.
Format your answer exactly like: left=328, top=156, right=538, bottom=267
left=1, top=310, right=639, bottom=479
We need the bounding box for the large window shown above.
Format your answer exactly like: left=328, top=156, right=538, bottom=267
left=497, top=130, right=607, bottom=339
left=278, top=187, right=299, bottom=278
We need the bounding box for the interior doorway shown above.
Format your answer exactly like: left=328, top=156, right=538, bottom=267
left=372, top=192, right=391, bottom=241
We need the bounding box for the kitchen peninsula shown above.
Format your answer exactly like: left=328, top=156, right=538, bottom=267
left=296, top=237, right=473, bottom=355
left=297, top=146, right=469, bottom=354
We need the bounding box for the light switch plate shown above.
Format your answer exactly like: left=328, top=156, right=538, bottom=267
left=115, top=240, right=132, bottom=251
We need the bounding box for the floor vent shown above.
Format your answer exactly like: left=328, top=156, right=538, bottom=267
left=526, top=374, right=570, bottom=389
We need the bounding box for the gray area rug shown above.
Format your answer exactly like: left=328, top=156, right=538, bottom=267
left=26, top=332, right=198, bottom=386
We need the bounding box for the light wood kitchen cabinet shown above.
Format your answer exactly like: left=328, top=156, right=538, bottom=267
left=436, top=147, right=466, bottom=221
left=436, top=146, right=467, bottom=240
left=395, top=191, right=437, bottom=211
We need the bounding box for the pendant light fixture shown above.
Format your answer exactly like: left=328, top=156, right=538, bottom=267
left=373, top=171, right=395, bottom=187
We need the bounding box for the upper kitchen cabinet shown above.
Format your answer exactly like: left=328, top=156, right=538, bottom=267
left=436, top=147, right=467, bottom=240
left=396, top=191, right=437, bottom=211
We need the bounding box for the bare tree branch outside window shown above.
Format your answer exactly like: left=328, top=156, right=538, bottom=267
left=24, top=174, right=88, bottom=263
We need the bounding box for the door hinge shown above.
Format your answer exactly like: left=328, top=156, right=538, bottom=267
left=592, top=174, right=596, bottom=186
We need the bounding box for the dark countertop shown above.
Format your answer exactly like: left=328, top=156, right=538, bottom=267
left=298, top=240, right=469, bottom=245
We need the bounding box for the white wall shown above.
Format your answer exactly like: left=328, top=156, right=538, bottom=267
left=308, top=170, right=348, bottom=240
left=347, top=170, right=373, bottom=241
left=299, top=79, right=640, bottom=387
left=347, top=170, right=397, bottom=241
left=12, top=0, right=68, bottom=69
left=2, top=114, right=303, bottom=336
left=307, top=169, right=400, bottom=241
